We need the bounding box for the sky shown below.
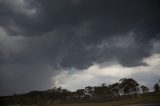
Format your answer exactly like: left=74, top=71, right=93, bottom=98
left=0, top=0, right=160, bottom=96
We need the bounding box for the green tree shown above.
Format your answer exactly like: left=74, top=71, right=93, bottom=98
left=76, top=89, right=86, bottom=100
left=154, top=83, right=160, bottom=93
left=109, top=82, right=120, bottom=96
left=140, top=85, right=149, bottom=94
left=119, top=78, right=140, bottom=95
left=85, top=86, right=94, bottom=96
left=93, top=86, right=104, bottom=96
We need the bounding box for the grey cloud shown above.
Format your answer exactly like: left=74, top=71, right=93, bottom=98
left=0, top=62, right=55, bottom=96
left=0, top=0, right=160, bottom=95
left=131, top=72, right=160, bottom=90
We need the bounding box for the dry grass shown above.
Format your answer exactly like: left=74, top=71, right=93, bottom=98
left=47, top=95, right=160, bottom=106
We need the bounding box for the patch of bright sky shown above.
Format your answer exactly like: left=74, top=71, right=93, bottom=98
left=52, top=53, right=160, bottom=91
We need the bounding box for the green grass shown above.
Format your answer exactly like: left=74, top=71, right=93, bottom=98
left=47, top=95, right=160, bottom=106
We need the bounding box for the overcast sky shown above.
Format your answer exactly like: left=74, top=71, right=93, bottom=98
left=0, top=0, right=160, bottom=96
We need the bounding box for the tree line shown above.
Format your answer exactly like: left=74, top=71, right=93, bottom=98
left=0, top=78, right=160, bottom=105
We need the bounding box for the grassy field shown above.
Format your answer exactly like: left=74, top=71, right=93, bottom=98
left=47, top=95, right=160, bottom=106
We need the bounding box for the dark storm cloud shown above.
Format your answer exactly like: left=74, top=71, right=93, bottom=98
left=0, top=0, right=160, bottom=95
left=0, top=62, right=56, bottom=96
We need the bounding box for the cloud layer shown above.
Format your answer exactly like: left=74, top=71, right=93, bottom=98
left=0, top=0, right=160, bottom=96
left=52, top=54, right=160, bottom=91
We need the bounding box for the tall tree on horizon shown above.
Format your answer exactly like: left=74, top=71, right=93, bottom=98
left=119, top=78, right=140, bottom=95
left=154, top=83, right=160, bottom=93
left=140, top=85, right=149, bottom=94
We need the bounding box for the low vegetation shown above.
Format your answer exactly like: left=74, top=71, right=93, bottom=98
left=0, top=78, right=160, bottom=106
